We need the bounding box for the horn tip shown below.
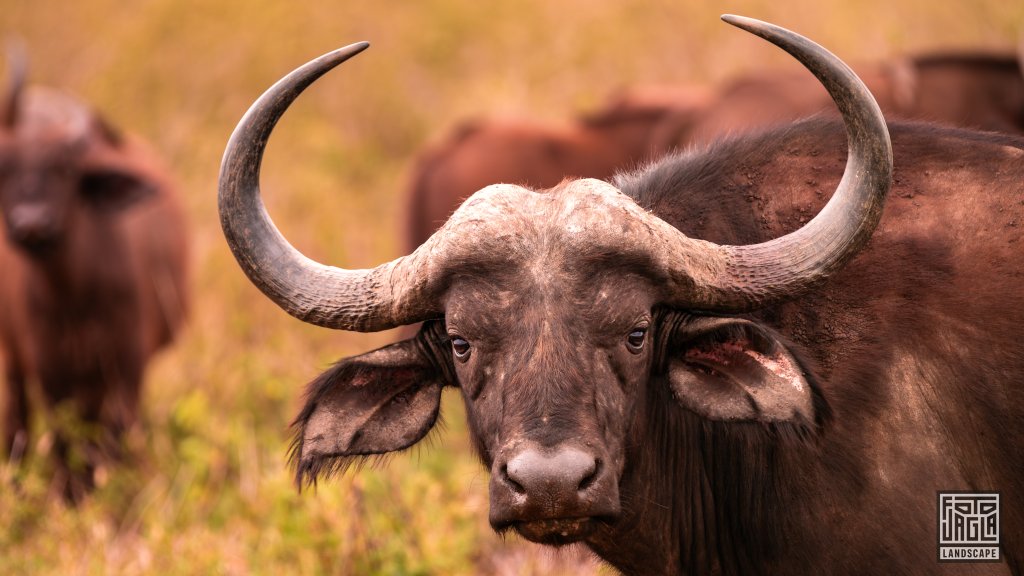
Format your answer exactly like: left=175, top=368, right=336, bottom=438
left=342, top=41, right=370, bottom=55
left=720, top=14, right=767, bottom=33
left=320, top=41, right=370, bottom=66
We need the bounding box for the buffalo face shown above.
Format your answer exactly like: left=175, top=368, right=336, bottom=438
left=0, top=137, right=78, bottom=253
left=0, top=59, right=154, bottom=259
left=445, top=257, right=654, bottom=542
left=288, top=181, right=821, bottom=546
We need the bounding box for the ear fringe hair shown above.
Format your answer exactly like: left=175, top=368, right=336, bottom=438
left=287, top=358, right=447, bottom=491
left=288, top=416, right=448, bottom=492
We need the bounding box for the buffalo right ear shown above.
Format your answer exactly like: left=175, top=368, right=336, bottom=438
left=665, top=316, right=816, bottom=424
left=79, top=147, right=157, bottom=213
left=290, top=335, right=447, bottom=488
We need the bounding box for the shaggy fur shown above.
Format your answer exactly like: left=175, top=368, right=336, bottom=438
left=291, top=120, right=1024, bottom=574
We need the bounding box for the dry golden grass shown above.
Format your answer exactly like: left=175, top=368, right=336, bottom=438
left=1, top=1, right=1021, bottom=574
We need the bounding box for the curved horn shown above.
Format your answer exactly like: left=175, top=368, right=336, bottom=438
left=672, top=15, right=893, bottom=311
left=2, top=39, right=27, bottom=129
left=218, top=43, right=442, bottom=331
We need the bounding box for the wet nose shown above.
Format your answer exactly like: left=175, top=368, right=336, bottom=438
left=489, top=443, right=620, bottom=532
left=504, top=447, right=600, bottom=499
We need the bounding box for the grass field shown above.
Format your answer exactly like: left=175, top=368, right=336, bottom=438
left=1, top=1, right=1021, bottom=574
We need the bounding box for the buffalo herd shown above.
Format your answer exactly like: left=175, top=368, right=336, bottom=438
left=3, top=11, right=1024, bottom=575
left=404, top=45, right=1024, bottom=252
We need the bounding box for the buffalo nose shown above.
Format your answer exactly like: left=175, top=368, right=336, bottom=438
left=504, top=447, right=600, bottom=499
left=489, top=444, right=620, bottom=535
left=8, top=205, right=58, bottom=248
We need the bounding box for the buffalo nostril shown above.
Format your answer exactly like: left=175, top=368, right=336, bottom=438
left=577, top=458, right=601, bottom=492
left=501, top=463, right=526, bottom=494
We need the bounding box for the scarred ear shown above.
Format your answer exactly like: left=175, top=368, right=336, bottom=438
left=666, top=316, right=815, bottom=423
left=290, top=328, right=450, bottom=488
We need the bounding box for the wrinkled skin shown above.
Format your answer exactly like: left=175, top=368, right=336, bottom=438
left=0, top=86, right=188, bottom=500
left=293, top=121, right=1024, bottom=574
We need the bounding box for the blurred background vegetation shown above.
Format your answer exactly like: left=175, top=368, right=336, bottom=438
left=0, top=0, right=1021, bottom=574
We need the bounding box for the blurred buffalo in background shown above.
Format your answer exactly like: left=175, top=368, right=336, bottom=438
left=405, top=49, right=1024, bottom=252
left=676, top=50, right=1024, bottom=145
left=403, top=85, right=710, bottom=251
left=0, top=47, right=189, bottom=500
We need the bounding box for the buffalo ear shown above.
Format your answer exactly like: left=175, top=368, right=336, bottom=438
left=79, top=147, right=156, bottom=212
left=666, top=316, right=815, bottom=423
left=290, top=335, right=447, bottom=488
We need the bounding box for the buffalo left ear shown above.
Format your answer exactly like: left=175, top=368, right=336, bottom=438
left=291, top=333, right=448, bottom=487
left=79, top=148, right=156, bottom=212
left=666, top=316, right=815, bottom=423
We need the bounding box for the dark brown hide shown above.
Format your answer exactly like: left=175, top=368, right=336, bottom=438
left=600, top=120, right=1024, bottom=574
left=0, top=86, right=189, bottom=499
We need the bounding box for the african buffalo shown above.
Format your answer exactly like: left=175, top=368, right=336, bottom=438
left=220, top=16, right=1023, bottom=575
left=0, top=49, right=189, bottom=498
left=403, top=85, right=710, bottom=251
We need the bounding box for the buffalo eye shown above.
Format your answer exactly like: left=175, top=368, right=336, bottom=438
left=451, top=336, right=471, bottom=360
left=626, top=327, right=647, bottom=353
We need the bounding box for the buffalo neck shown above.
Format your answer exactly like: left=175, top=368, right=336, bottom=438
left=585, top=369, right=825, bottom=575
left=22, top=211, right=134, bottom=314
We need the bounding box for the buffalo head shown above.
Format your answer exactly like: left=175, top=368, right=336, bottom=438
left=219, top=16, right=892, bottom=546
left=0, top=44, right=155, bottom=257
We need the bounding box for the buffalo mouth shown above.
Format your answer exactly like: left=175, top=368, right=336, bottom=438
left=12, top=234, right=60, bottom=257
left=510, top=517, right=601, bottom=545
